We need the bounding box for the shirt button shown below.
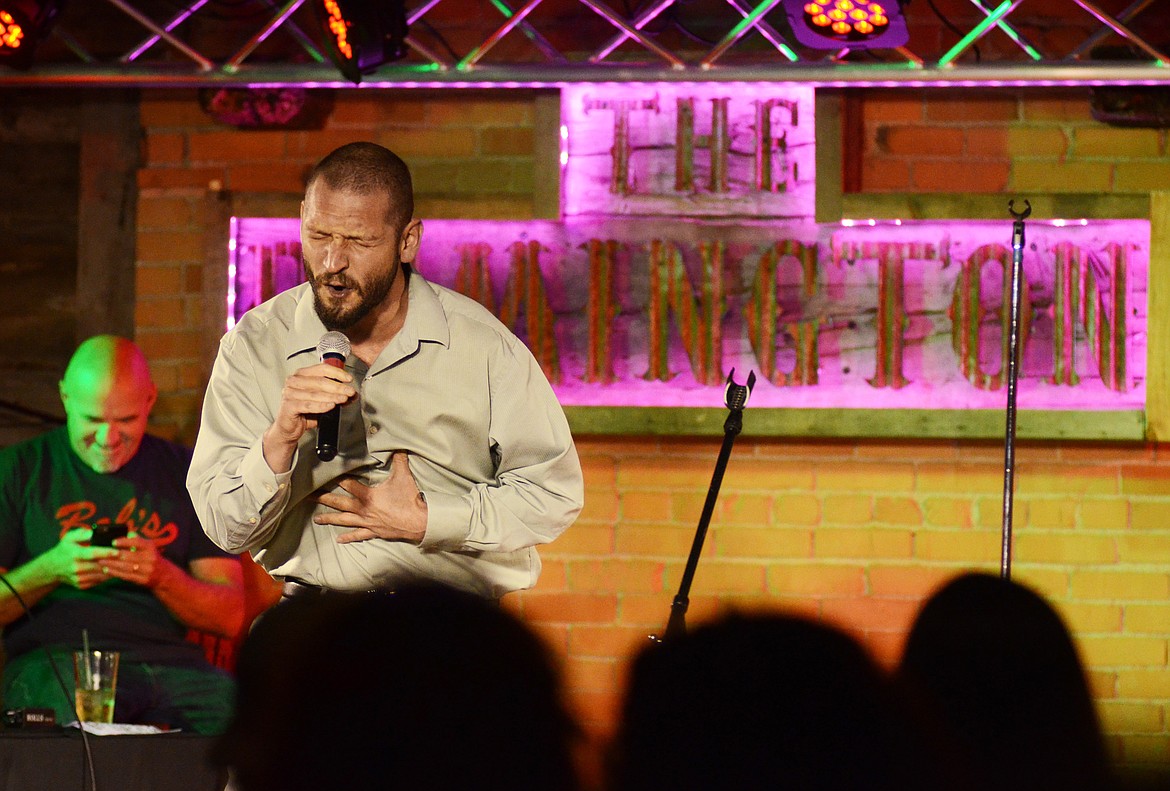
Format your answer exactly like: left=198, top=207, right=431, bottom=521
left=264, top=484, right=273, bottom=494
left=248, top=517, right=258, bottom=524
left=368, top=425, right=378, bottom=436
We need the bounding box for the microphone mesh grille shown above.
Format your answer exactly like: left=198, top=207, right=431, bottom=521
left=316, top=331, right=351, bottom=360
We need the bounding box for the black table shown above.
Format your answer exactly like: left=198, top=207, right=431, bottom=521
left=0, top=729, right=227, bottom=791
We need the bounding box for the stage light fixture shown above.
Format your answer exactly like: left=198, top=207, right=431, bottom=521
left=316, top=0, right=408, bottom=85
left=0, top=0, right=64, bottom=70
left=782, top=0, right=908, bottom=51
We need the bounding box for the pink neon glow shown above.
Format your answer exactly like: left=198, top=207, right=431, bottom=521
left=561, top=83, right=817, bottom=219
left=226, top=216, right=239, bottom=332
left=230, top=216, right=1149, bottom=412
left=222, top=80, right=1150, bottom=413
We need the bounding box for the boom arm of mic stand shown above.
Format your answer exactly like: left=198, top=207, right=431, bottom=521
left=662, top=369, right=756, bottom=641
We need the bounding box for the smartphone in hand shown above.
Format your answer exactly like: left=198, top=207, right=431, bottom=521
left=90, top=523, right=129, bottom=547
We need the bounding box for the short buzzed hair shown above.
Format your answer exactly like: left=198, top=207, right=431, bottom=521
left=306, top=142, right=414, bottom=231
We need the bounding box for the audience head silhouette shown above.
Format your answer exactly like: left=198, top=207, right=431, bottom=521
left=219, top=583, right=582, bottom=791
left=899, top=571, right=1112, bottom=791
left=609, top=611, right=926, bottom=791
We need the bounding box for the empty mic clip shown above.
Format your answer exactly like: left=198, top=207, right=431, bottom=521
left=723, top=368, right=756, bottom=412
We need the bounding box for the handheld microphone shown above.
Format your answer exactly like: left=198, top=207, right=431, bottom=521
left=315, top=331, right=351, bottom=462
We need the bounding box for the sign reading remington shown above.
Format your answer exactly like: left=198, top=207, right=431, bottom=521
left=231, top=217, right=1148, bottom=411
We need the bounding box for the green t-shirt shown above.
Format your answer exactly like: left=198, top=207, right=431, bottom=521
left=0, top=427, right=232, bottom=667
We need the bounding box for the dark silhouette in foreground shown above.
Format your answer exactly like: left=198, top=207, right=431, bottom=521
left=219, top=583, right=582, bottom=791
left=609, top=611, right=933, bottom=791
left=899, top=572, right=1114, bottom=791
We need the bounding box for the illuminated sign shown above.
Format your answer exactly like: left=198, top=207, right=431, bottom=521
left=562, top=84, right=816, bottom=219
left=230, top=217, right=1147, bottom=413
left=223, top=83, right=1151, bottom=435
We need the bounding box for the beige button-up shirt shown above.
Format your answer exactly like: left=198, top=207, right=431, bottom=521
left=187, top=271, right=583, bottom=598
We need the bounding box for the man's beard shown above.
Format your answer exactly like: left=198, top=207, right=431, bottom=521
left=304, top=257, right=396, bottom=331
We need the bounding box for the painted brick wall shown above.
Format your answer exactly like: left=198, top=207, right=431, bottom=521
left=136, top=88, right=1170, bottom=772
left=862, top=89, right=1170, bottom=193
left=529, top=436, right=1170, bottom=770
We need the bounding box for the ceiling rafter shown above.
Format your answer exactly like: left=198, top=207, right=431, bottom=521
left=0, top=0, right=1166, bottom=87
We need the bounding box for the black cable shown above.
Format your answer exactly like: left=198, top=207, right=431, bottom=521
left=671, top=18, right=718, bottom=47
left=634, top=6, right=708, bottom=46
left=0, top=399, right=65, bottom=425
left=415, top=18, right=462, bottom=63
left=924, top=0, right=981, bottom=62
left=153, top=0, right=273, bottom=22
left=0, top=571, right=99, bottom=791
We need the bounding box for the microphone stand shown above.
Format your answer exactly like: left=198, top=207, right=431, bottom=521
left=662, top=369, right=756, bottom=641
left=1000, top=199, right=1031, bottom=580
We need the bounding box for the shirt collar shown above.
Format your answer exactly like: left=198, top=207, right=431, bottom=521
left=283, top=266, right=451, bottom=365
left=400, top=267, right=451, bottom=350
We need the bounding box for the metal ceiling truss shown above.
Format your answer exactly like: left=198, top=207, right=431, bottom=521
left=2, top=0, right=1168, bottom=87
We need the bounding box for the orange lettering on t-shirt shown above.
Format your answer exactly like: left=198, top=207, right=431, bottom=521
left=56, top=501, right=98, bottom=537
left=55, top=498, right=179, bottom=547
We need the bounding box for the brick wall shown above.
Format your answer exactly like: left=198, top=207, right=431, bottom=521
left=861, top=88, right=1170, bottom=194
left=136, top=88, right=1170, bottom=771
left=533, top=436, right=1170, bottom=769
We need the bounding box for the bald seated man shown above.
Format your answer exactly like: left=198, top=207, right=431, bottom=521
left=0, top=335, right=245, bottom=733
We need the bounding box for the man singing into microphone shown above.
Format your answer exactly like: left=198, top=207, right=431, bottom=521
left=188, top=142, right=583, bottom=599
